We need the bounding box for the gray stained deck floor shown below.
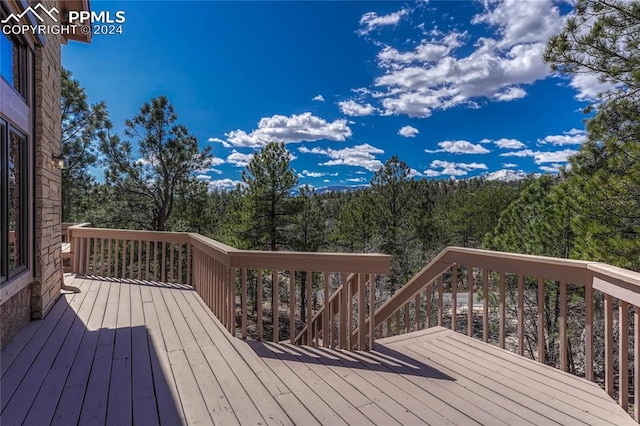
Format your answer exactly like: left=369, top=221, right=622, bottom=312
left=1, top=276, right=634, bottom=425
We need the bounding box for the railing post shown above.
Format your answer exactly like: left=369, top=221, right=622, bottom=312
left=619, top=300, right=628, bottom=411
left=257, top=269, right=263, bottom=341
left=358, top=273, right=366, bottom=350
left=585, top=284, right=594, bottom=381
left=305, top=271, right=313, bottom=347
left=499, top=271, right=505, bottom=349
left=323, top=272, right=330, bottom=348
left=242, top=268, right=248, bottom=339
left=451, top=265, right=457, bottom=333
left=369, top=273, right=375, bottom=350
left=272, top=270, right=279, bottom=342
left=289, top=270, right=295, bottom=344
left=604, top=294, right=614, bottom=396
left=518, top=274, right=524, bottom=356
left=537, top=277, right=544, bottom=363
left=483, top=269, right=489, bottom=342
left=559, top=281, right=567, bottom=371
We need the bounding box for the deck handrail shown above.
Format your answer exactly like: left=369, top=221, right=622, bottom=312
left=67, top=226, right=391, bottom=350
left=374, top=246, right=640, bottom=422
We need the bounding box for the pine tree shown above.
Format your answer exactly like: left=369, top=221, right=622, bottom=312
left=545, top=0, right=640, bottom=270
left=99, top=96, right=212, bottom=231
left=370, top=156, right=416, bottom=289
left=240, top=142, right=298, bottom=251
left=60, top=68, right=111, bottom=221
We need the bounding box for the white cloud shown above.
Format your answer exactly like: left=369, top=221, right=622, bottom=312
left=539, top=128, right=587, bottom=145
left=358, top=8, right=409, bottom=36
left=346, top=177, right=367, bottom=183
left=408, top=168, right=423, bottom=178
left=312, top=95, right=325, bottom=102
left=338, top=100, right=379, bottom=116
left=494, top=86, right=527, bottom=101
left=207, top=178, right=244, bottom=191
left=566, top=67, right=615, bottom=101
left=215, top=113, right=352, bottom=148
left=226, top=150, right=254, bottom=167
left=378, top=32, right=465, bottom=66
left=472, top=0, right=564, bottom=48
left=204, top=157, right=225, bottom=167
left=299, top=143, right=384, bottom=171
left=425, top=160, right=488, bottom=177
left=398, top=125, right=419, bottom=138
left=323, top=179, right=330, bottom=183
left=375, top=40, right=550, bottom=117
left=539, top=163, right=565, bottom=173
left=500, top=149, right=534, bottom=158
left=502, top=163, right=518, bottom=168
left=356, top=0, right=568, bottom=118
left=300, top=169, right=337, bottom=178
left=501, top=148, right=577, bottom=164
left=533, top=149, right=577, bottom=164
left=494, top=138, right=526, bottom=149
left=196, top=167, right=223, bottom=175
left=425, top=140, right=491, bottom=154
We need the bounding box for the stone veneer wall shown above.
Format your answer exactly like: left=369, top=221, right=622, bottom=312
left=31, top=0, right=63, bottom=319
left=0, top=286, right=31, bottom=349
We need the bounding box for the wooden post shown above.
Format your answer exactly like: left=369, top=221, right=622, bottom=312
left=257, top=269, right=263, bottom=341
left=369, top=274, right=375, bottom=350
left=585, top=284, right=594, bottom=381
left=290, top=270, right=295, bottom=344
left=604, top=294, right=614, bottom=396
left=306, top=271, right=313, bottom=347
left=272, top=270, right=279, bottom=342
left=619, top=300, right=628, bottom=411
left=323, top=272, right=330, bottom=348
left=482, top=268, right=489, bottom=343
left=518, top=274, right=524, bottom=356
left=451, top=265, right=457, bottom=332
left=242, top=268, right=247, bottom=339
left=467, top=266, right=473, bottom=337
left=537, top=277, right=544, bottom=363
left=499, top=271, right=505, bottom=349
left=559, top=281, right=567, bottom=371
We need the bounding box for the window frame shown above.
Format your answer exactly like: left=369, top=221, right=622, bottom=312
left=0, top=14, right=35, bottom=303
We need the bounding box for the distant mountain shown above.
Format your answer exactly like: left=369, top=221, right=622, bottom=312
left=483, top=169, right=531, bottom=182
left=314, top=185, right=369, bottom=194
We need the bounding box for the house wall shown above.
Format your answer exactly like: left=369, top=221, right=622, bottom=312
left=0, top=286, right=31, bottom=348
left=31, top=4, right=63, bottom=319
left=0, top=0, right=63, bottom=350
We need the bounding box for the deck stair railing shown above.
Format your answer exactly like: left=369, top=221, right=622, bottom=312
left=67, top=225, right=390, bottom=351
left=373, top=246, right=640, bottom=422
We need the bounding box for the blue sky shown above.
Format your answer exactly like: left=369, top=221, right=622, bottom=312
left=62, top=0, right=604, bottom=190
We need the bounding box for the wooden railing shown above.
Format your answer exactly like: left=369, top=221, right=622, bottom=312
left=68, top=225, right=391, bottom=350
left=62, top=222, right=92, bottom=243
left=375, top=246, right=640, bottom=422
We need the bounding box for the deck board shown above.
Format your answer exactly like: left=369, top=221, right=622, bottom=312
left=1, top=276, right=635, bottom=426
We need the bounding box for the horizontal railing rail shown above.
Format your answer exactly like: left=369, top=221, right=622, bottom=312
left=374, top=246, right=640, bottom=422
left=68, top=226, right=391, bottom=350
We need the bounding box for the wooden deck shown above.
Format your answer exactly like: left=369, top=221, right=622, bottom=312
left=1, top=276, right=633, bottom=425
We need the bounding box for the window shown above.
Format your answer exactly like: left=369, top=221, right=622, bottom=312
left=0, top=122, right=30, bottom=283
left=0, top=32, right=28, bottom=99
